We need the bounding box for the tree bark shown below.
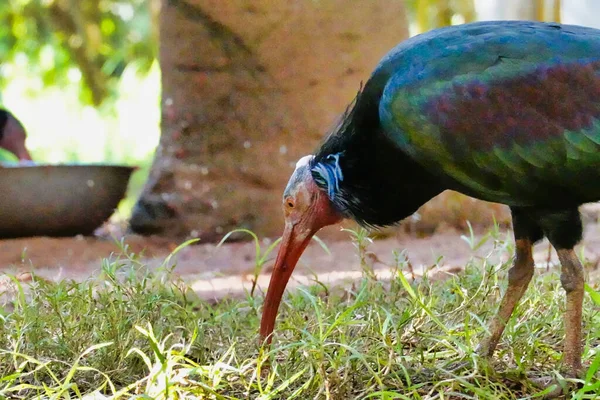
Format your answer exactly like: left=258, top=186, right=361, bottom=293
left=130, top=0, right=408, bottom=241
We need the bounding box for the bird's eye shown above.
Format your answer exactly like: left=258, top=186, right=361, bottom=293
left=285, top=199, right=295, bottom=208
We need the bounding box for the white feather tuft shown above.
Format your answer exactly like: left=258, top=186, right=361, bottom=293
left=295, top=155, right=314, bottom=170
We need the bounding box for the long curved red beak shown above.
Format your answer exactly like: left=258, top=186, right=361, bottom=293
left=260, top=171, right=342, bottom=345
left=260, top=222, right=316, bottom=344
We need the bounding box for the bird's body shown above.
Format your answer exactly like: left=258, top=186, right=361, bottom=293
left=313, top=20, right=600, bottom=224
left=382, top=21, right=600, bottom=207
left=262, top=21, right=600, bottom=394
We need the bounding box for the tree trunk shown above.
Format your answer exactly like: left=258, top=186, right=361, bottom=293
left=130, top=0, right=408, bottom=241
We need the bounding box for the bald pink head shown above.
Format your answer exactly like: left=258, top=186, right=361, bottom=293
left=0, top=110, right=32, bottom=161
left=260, top=154, right=343, bottom=344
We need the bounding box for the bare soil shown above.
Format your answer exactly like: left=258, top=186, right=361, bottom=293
left=2, top=219, right=600, bottom=302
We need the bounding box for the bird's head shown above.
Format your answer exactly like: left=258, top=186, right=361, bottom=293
left=260, top=154, right=343, bottom=342
left=0, top=110, right=32, bottom=161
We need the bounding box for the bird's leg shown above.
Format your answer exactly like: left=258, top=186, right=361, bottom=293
left=538, top=208, right=584, bottom=377
left=478, top=238, right=534, bottom=358
left=528, top=247, right=585, bottom=399
left=524, top=209, right=585, bottom=398
left=556, top=248, right=584, bottom=375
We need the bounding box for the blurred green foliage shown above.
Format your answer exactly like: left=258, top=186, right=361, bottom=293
left=405, top=0, right=476, bottom=33
left=0, top=0, right=158, bottom=106
left=405, top=0, right=561, bottom=34
left=0, top=148, right=18, bottom=162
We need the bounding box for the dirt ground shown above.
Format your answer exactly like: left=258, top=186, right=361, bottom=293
left=2, top=216, right=600, bottom=302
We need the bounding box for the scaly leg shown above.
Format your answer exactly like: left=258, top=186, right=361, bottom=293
left=556, top=248, right=584, bottom=375
left=479, top=238, right=535, bottom=357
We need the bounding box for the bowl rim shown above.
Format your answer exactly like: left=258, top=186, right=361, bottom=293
left=0, top=163, right=138, bottom=171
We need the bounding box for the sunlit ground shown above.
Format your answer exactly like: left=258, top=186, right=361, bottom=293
left=1, top=59, right=161, bottom=218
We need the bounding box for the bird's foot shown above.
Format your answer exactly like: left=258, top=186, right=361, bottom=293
left=529, top=374, right=566, bottom=399
left=474, top=342, right=492, bottom=359
left=474, top=354, right=498, bottom=376
left=474, top=340, right=503, bottom=377
left=528, top=365, right=583, bottom=399
left=475, top=349, right=584, bottom=398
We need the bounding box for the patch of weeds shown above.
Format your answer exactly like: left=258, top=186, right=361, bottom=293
left=0, top=228, right=599, bottom=398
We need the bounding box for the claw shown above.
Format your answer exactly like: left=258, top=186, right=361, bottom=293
left=529, top=374, right=567, bottom=398
left=528, top=368, right=583, bottom=399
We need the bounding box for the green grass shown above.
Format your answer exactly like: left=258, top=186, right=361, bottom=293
left=1, top=232, right=600, bottom=399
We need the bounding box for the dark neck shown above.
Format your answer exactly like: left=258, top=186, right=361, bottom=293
left=0, top=109, right=8, bottom=140
left=310, top=84, right=444, bottom=227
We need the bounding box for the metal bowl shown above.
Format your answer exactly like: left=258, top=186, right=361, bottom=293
left=0, top=164, right=135, bottom=238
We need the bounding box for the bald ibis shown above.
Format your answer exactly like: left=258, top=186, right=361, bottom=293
left=0, top=109, right=32, bottom=161
left=261, top=20, right=600, bottom=378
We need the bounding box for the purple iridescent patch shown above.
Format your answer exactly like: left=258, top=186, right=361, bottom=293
left=424, top=60, right=600, bottom=151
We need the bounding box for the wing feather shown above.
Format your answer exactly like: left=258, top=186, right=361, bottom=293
left=378, top=22, right=600, bottom=205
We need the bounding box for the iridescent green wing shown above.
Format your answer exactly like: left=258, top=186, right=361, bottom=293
left=378, top=22, right=600, bottom=205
